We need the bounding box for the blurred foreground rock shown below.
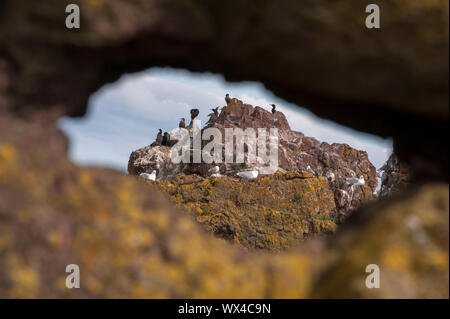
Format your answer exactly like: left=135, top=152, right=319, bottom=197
left=154, top=172, right=338, bottom=252
left=313, top=184, right=449, bottom=298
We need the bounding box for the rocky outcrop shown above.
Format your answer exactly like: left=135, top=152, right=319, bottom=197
left=379, top=153, right=412, bottom=197
left=129, top=99, right=377, bottom=219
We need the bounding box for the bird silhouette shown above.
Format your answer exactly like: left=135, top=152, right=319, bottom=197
left=206, top=107, right=220, bottom=126
left=270, top=104, right=276, bottom=114
left=179, top=118, right=185, bottom=128
left=225, top=93, right=231, bottom=104
left=155, top=129, right=163, bottom=145
left=190, top=108, right=200, bottom=120
left=211, top=106, right=219, bottom=116
left=162, top=132, right=169, bottom=146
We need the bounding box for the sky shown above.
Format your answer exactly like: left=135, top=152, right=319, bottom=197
left=58, top=67, right=393, bottom=180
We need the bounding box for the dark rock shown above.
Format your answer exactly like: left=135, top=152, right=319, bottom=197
left=379, top=153, right=412, bottom=197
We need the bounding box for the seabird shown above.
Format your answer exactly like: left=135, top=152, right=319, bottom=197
left=225, top=93, right=231, bottom=104
left=162, top=132, right=169, bottom=146
left=208, top=165, right=220, bottom=174
left=236, top=167, right=259, bottom=179
left=155, top=129, right=163, bottom=145
left=190, top=108, right=200, bottom=120
left=179, top=118, right=186, bottom=128
left=206, top=107, right=219, bottom=125
left=270, top=104, right=276, bottom=114
left=140, top=170, right=156, bottom=181
left=306, top=165, right=315, bottom=175
left=345, top=175, right=365, bottom=198
left=345, top=175, right=365, bottom=186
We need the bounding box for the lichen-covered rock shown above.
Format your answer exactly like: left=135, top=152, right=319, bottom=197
left=312, top=184, right=449, bottom=298
left=152, top=172, right=337, bottom=251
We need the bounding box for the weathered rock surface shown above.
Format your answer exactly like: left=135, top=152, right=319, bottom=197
left=153, top=172, right=337, bottom=252
left=379, top=153, right=412, bottom=198
left=129, top=99, right=377, bottom=219
left=313, top=184, right=449, bottom=298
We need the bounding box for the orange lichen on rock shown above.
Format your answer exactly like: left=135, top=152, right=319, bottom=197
left=151, top=171, right=337, bottom=251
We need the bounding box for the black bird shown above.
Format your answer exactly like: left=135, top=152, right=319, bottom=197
left=190, top=108, right=200, bottom=120
left=211, top=106, right=219, bottom=116
left=155, top=129, right=163, bottom=145
left=225, top=93, right=231, bottom=104
left=162, top=132, right=169, bottom=146
left=206, top=108, right=219, bottom=126
left=179, top=118, right=186, bottom=128
left=270, top=104, right=276, bottom=114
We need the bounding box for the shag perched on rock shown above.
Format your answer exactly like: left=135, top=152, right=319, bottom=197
left=162, top=132, right=169, bottom=146
left=270, top=104, right=276, bottom=114
left=190, top=108, right=200, bottom=120
left=206, top=107, right=220, bottom=125
left=155, top=129, right=163, bottom=145
left=225, top=93, right=231, bottom=104
left=179, top=118, right=185, bottom=128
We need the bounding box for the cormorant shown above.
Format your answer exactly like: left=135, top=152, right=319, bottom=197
left=179, top=118, right=186, bottom=128
left=162, top=132, right=169, bottom=146
left=225, top=94, right=231, bottom=104
left=156, top=129, right=163, bottom=145
left=211, top=106, right=219, bottom=116
left=270, top=104, right=276, bottom=114
left=206, top=107, right=220, bottom=125
left=190, top=108, right=200, bottom=120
